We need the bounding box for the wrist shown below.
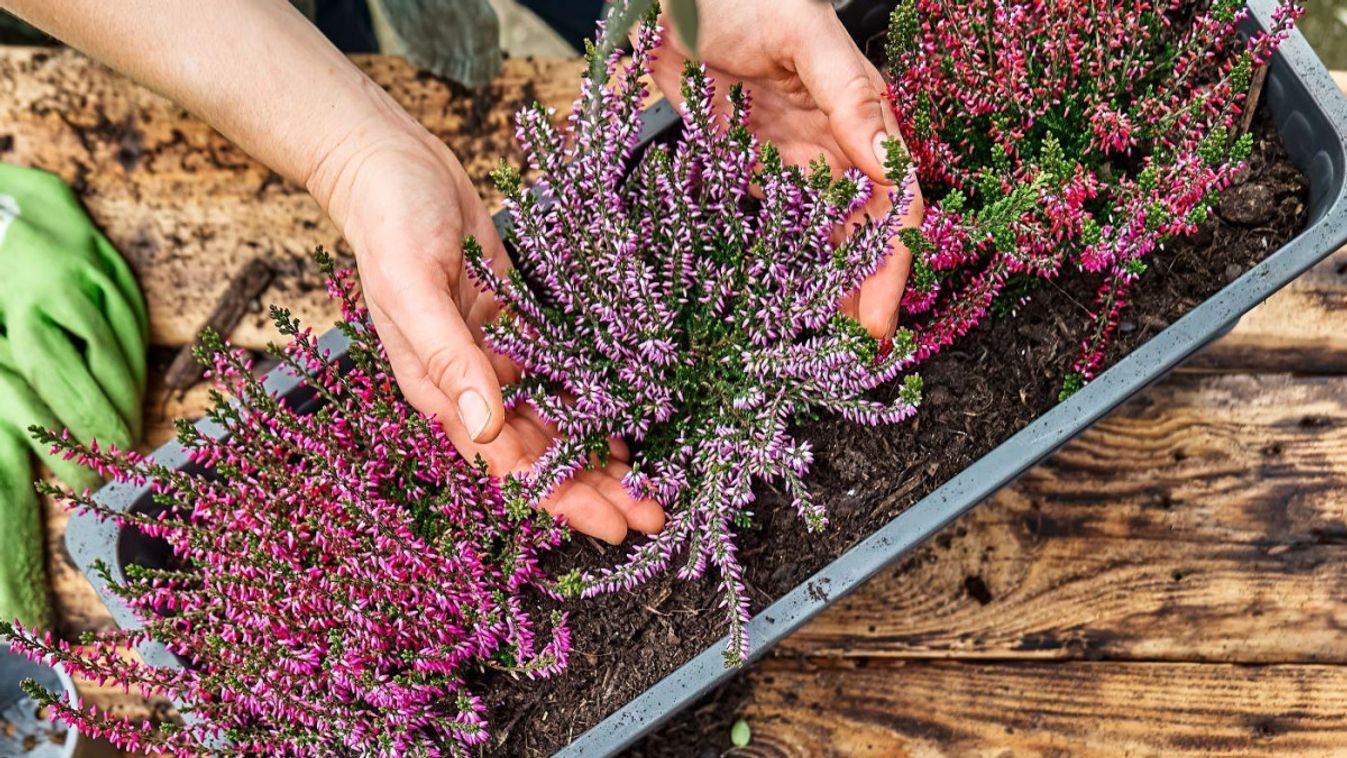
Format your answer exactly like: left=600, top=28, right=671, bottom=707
left=301, top=80, right=440, bottom=238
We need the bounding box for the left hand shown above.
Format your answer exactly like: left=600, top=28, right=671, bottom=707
left=649, top=0, right=925, bottom=339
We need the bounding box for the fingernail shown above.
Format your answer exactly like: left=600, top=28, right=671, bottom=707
left=458, top=389, right=492, bottom=441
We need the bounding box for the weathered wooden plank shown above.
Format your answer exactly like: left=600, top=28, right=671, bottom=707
left=779, top=530, right=1347, bottom=663
left=1189, top=246, right=1347, bottom=373
left=0, top=47, right=583, bottom=352
left=736, top=658, right=1347, bottom=757
left=781, top=372, right=1347, bottom=662
left=978, top=372, right=1347, bottom=545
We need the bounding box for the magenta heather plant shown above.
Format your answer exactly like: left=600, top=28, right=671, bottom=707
left=2, top=253, right=570, bottom=757
left=465, top=7, right=921, bottom=666
left=885, top=0, right=1303, bottom=397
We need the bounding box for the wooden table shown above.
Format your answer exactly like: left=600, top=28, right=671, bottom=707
left=4, top=48, right=1347, bottom=755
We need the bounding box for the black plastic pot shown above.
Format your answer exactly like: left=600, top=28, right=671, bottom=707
left=66, top=0, right=1347, bottom=754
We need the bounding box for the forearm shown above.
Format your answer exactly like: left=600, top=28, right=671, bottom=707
left=0, top=0, right=417, bottom=197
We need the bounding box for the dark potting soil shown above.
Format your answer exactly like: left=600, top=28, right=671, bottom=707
left=484, top=106, right=1311, bottom=757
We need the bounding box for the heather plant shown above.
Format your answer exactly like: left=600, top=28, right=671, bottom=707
left=2, top=252, right=570, bottom=757
left=465, top=6, right=922, bottom=666
left=885, top=0, right=1303, bottom=396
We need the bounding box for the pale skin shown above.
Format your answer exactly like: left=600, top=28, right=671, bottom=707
left=2, top=0, right=923, bottom=544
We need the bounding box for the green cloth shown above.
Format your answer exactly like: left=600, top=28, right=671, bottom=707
left=0, top=164, right=148, bottom=452
left=0, top=163, right=149, bottom=630
left=0, top=426, right=48, bottom=630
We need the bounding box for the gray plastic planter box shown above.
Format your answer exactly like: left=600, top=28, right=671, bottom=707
left=66, top=0, right=1347, bottom=754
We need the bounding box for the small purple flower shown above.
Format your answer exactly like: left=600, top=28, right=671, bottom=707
left=4, top=254, right=570, bottom=756
left=466, top=4, right=922, bottom=666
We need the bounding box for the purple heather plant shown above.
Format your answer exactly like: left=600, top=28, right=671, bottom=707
left=464, top=5, right=922, bottom=666
left=885, top=0, right=1303, bottom=397
left=3, top=252, right=570, bottom=757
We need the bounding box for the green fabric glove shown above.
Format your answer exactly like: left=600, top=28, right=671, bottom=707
left=0, top=421, right=50, bottom=630
left=0, top=164, right=149, bottom=630
left=0, top=163, right=149, bottom=452
left=0, top=338, right=102, bottom=493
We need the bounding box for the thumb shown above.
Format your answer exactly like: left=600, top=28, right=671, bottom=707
left=795, top=24, right=901, bottom=185
left=365, top=257, right=506, bottom=444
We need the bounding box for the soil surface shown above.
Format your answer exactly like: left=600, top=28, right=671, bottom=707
left=483, top=102, right=1311, bottom=756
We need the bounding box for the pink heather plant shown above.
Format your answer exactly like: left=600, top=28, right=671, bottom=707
left=464, top=5, right=921, bottom=666
left=3, top=252, right=570, bottom=757
left=886, top=0, right=1303, bottom=397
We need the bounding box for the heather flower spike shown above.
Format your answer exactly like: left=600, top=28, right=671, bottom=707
left=5, top=250, right=570, bottom=757
left=465, top=2, right=921, bottom=666
left=886, top=0, right=1303, bottom=396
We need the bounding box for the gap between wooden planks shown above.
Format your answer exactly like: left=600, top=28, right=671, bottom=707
left=1, top=47, right=1345, bottom=753
left=740, top=659, right=1347, bottom=756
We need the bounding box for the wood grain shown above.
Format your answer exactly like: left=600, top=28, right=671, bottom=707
left=1188, top=246, right=1347, bottom=373
left=781, top=372, right=1347, bottom=662
left=736, top=658, right=1347, bottom=757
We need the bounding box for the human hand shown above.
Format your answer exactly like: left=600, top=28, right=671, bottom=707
left=648, top=0, right=925, bottom=338
left=305, top=113, right=665, bottom=544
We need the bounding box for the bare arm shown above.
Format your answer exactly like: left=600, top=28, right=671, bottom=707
left=1, top=0, right=389, bottom=193
left=1, top=0, right=666, bottom=543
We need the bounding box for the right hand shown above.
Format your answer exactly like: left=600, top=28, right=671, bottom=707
left=648, top=0, right=924, bottom=340
left=305, top=110, right=666, bottom=544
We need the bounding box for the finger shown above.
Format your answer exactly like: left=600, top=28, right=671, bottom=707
left=9, top=312, right=132, bottom=451
left=81, top=265, right=149, bottom=395
left=857, top=237, right=911, bottom=339
left=461, top=286, right=520, bottom=385
left=506, top=402, right=654, bottom=534
left=503, top=410, right=557, bottom=466
left=511, top=399, right=630, bottom=464
left=505, top=410, right=642, bottom=542
left=857, top=178, right=925, bottom=338
left=363, top=253, right=505, bottom=444
left=541, top=479, right=628, bottom=545
left=589, top=460, right=666, bottom=534
left=794, top=24, right=899, bottom=185
left=456, top=221, right=518, bottom=386
left=372, top=306, right=527, bottom=475
left=0, top=354, right=100, bottom=491
left=867, top=65, right=903, bottom=143
left=43, top=294, right=143, bottom=440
